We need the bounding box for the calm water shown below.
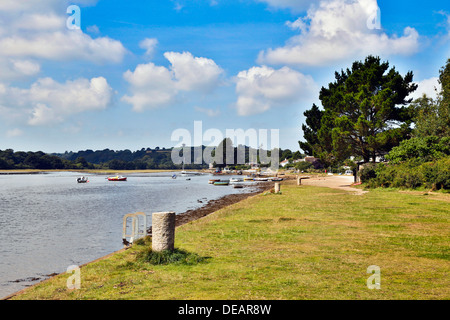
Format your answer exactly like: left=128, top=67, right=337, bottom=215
left=0, top=171, right=256, bottom=298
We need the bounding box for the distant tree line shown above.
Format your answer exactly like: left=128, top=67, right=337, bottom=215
left=1, top=144, right=299, bottom=171
left=0, top=149, right=86, bottom=170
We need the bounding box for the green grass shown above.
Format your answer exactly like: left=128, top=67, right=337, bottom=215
left=9, top=182, right=449, bottom=300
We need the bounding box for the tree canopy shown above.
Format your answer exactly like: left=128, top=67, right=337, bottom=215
left=300, top=56, right=417, bottom=165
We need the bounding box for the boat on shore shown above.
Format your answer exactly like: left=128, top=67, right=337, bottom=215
left=108, top=176, right=127, bottom=181
left=268, top=177, right=283, bottom=181
left=233, top=183, right=244, bottom=188
left=230, top=177, right=243, bottom=183
left=209, top=179, right=221, bottom=184
left=243, top=177, right=254, bottom=181
left=254, top=177, right=269, bottom=181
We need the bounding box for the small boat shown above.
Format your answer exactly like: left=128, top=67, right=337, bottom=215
left=254, top=177, right=268, bottom=181
left=209, top=179, right=221, bottom=184
left=172, top=174, right=177, bottom=179
left=108, top=176, right=127, bottom=181
left=268, top=177, right=283, bottom=181
left=230, top=177, right=243, bottom=183
left=233, top=184, right=244, bottom=189
left=77, top=177, right=88, bottom=183
left=213, top=180, right=229, bottom=186
left=243, top=177, right=254, bottom=181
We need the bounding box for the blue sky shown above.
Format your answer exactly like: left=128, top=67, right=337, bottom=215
left=0, top=0, right=449, bottom=153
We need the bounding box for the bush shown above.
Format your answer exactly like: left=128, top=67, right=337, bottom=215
left=359, top=163, right=378, bottom=182
left=363, top=156, right=450, bottom=190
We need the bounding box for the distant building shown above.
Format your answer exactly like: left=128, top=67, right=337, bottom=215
left=280, top=159, right=290, bottom=167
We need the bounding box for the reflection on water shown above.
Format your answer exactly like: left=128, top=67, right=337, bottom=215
left=0, top=171, right=255, bottom=298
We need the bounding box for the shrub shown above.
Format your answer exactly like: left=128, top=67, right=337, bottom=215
left=364, top=156, right=450, bottom=190
left=359, top=163, right=378, bottom=182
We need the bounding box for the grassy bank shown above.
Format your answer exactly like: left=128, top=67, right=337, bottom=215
left=8, top=181, right=449, bottom=300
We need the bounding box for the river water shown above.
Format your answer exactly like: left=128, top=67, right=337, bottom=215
left=0, top=171, right=255, bottom=298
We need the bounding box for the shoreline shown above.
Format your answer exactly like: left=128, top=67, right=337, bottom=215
left=3, top=180, right=277, bottom=300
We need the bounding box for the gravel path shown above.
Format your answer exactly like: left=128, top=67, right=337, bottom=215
left=299, top=175, right=368, bottom=195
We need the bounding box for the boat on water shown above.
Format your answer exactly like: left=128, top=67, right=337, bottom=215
left=209, top=179, right=221, bottom=184
left=108, top=176, right=127, bottom=181
left=213, top=180, right=230, bottom=186
left=77, top=177, right=89, bottom=183
left=230, top=177, right=244, bottom=183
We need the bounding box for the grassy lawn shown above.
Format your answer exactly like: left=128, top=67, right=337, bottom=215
left=9, top=181, right=449, bottom=300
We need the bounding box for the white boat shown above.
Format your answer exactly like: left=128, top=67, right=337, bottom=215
left=268, top=177, right=283, bottom=181
left=230, top=177, right=244, bottom=183
left=254, top=177, right=268, bottom=181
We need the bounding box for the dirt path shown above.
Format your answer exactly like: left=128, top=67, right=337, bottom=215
left=300, top=175, right=368, bottom=195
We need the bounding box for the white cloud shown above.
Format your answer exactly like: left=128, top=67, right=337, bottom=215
left=122, top=62, right=178, bottom=112
left=258, top=0, right=420, bottom=67
left=0, top=77, right=113, bottom=126
left=11, top=59, right=41, bottom=76
left=194, top=106, right=221, bottom=117
left=164, top=52, right=224, bottom=92
left=122, top=52, right=224, bottom=112
left=6, top=128, right=24, bottom=138
left=0, top=30, right=126, bottom=64
left=409, top=77, right=442, bottom=101
left=0, top=1, right=126, bottom=74
left=234, top=65, right=318, bottom=116
left=139, top=38, right=158, bottom=58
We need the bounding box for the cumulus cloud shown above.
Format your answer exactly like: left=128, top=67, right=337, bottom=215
left=139, top=38, right=158, bottom=58
left=0, top=0, right=126, bottom=81
left=258, top=0, right=420, bottom=67
left=122, top=62, right=178, bottom=112
left=234, top=65, right=318, bottom=116
left=194, top=106, right=221, bottom=117
left=164, top=52, right=224, bottom=92
left=409, top=77, right=442, bottom=101
left=122, top=52, right=224, bottom=112
left=0, top=77, right=113, bottom=126
left=6, top=128, right=24, bottom=138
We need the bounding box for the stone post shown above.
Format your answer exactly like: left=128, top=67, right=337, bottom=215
left=274, top=182, right=281, bottom=193
left=152, top=212, right=176, bottom=252
left=297, top=176, right=301, bottom=185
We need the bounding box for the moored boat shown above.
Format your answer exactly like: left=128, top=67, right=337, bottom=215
left=243, top=177, right=254, bottom=181
left=213, top=180, right=229, bottom=186
left=77, top=177, right=89, bottom=183
left=108, top=176, right=127, bottom=181
left=209, top=179, right=220, bottom=184
left=230, top=177, right=243, bottom=183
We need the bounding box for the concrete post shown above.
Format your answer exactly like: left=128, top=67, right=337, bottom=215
left=297, top=176, right=301, bottom=185
left=274, top=182, right=281, bottom=193
left=152, top=212, right=176, bottom=252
